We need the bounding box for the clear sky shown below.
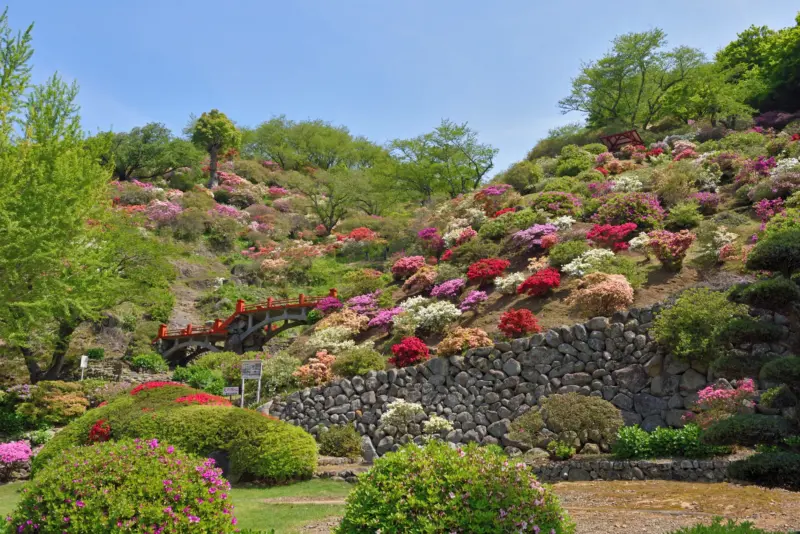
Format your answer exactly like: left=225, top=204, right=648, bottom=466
left=5, top=0, right=799, bottom=172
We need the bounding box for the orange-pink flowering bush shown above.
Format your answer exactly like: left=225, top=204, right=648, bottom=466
left=402, top=265, right=437, bottom=294
left=317, top=309, right=370, bottom=334
left=566, top=272, right=634, bottom=316
left=293, top=351, right=337, bottom=387
left=437, top=327, right=493, bottom=357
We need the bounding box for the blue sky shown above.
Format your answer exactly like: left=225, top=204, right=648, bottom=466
left=6, top=0, right=799, bottom=172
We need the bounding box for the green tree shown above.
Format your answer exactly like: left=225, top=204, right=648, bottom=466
left=284, top=169, right=355, bottom=234
left=189, top=109, right=241, bottom=188
left=110, top=122, right=202, bottom=181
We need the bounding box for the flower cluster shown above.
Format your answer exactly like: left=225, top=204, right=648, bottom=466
left=754, top=198, right=784, bottom=223
left=438, top=327, right=492, bottom=357
left=566, top=272, right=634, bottom=316
left=241, top=245, right=274, bottom=259
left=130, top=382, right=187, bottom=396
left=410, top=301, right=462, bottom=332
left=145, top=200, right=183, bottom=224
left=391, top=256, right=426, bottom=279
left=458, top=290, right=488, bottom=312
left=367, top=307, right=404, bottom=330
left=346, top=291, right=381, bottom=316
left=476, top=184, right=512, bottom=197
left=316, top=296, right=344, bottom=315
left=348, top=227, right=379, bottom=242
left=293, top=351, right=337, bottom=386
left=646, top=230, right=696, bottom=271
left=317, top=309, right=370, bottom=334
left=211, top=203, right=248, bottom=221
left=380, top=399, right=425, bottom=428
left=689, top=192, right=720, bottom=214
left=0, top=441, right=32, bottom=465
left=268, top=186, right=289, bottom=197
left=596, top=152, right=615, bottom=165
left=430, top=278, right=466, bottom=299
left=390, top=337, right=430, bottom=368
left=517, top=267, right=561, bottom=297
left=547, top=215, right=575, bottom=231
left=497, top=308, right=542, bottom=338
left=87, top=419, right=112, bottom=443
left=690, top=378, right=756, bottom=428
left=306, top=326, right=356, bottom=353
left=612, top=175, right=643, bottom=192
left=422, top=415, right=454, bottom=434
left=586, top=223, right=637, bottom=251
left=511, top=224, right=558, bottom=249
left=174, top=393, right=232, bottom=406
left=562, top=248, right=616, bottom=277
left=495, top=272, right=528, bottom=295
left=493, top=207, right=515, bottom=218
left=402, top=265, right=438, bottom=294
left=588, top=181, right=615, bottom=197
left=466, top=258, right=511, bottom=283
left=592, top=192, right=665, bottom=230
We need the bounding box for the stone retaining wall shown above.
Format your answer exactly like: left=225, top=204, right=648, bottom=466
left=271, top=304, right=793, bottom=457
left=530, top=456, right=731, bottom=483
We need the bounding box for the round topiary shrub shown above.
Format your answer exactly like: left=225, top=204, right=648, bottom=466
left=331, top=347, right=385, bottom=377
left=335, top=441, right=575, bottom=534
left=548, top=240, right=590, bottom=268
left=701, top=414, right=798, bottom=447
left=728, top=276, right=800, bottom=309
left=727, top=451, right=800, bottom=491
left=318, top=425, right=362, bottom=458
left=760, top=356, right=800, bottom=392
left=539, top=393, right=624, bottom=445
left=746, top=229, right=800, bottom=277
left=8, top=439, right=238, bottom=533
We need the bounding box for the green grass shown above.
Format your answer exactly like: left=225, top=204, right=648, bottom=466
left=0, top=479, right=351, bottom=534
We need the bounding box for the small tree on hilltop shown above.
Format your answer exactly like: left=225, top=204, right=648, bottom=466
left=190, top=109, right=241, bottom=188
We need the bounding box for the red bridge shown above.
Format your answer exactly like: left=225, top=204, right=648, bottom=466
left=153, top=289, right=337, bottom=362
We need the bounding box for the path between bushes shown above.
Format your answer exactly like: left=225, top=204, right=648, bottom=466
left=287, top=480, right=800, bottom=534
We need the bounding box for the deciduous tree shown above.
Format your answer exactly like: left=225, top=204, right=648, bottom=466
left=190, top=109, right=241, bottom=188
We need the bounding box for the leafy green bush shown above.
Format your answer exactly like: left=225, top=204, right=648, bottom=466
left=746, top=229, right=800, bottom=277
left=331, top=347, right=385, bottom=377
left=586, top=254, right=647, bottom=288
left=261, top=352, right=301, bottom=397
left=547, top=440, right=576, bottom=460
left=130, top=352, right=169, bottom=373
left=702, top=414, right=798, bottom=447
left=651, top=161, right=701, bottom=207
left=719, top=132, right=768, bottom=158
left=548, top=240, right=590, bottom=268
left=190, top=351, right=253, bottom=382
left=207, top=216, right=242, bottom=251
left=718, top=316, right=784, bottom=345
left=477, top=214, right=513, bottom=240
left=613, top=424, right=728, bottom=459
left=667, top=518, right=781, bottom=534
left=665, top=201, right=703, bottom=230
left=86, top=347, right=105, bottom=360
left=540, top=393, right=623, bottom=444
left=582, top=143, right=608, bottom=155
left=760, top=385, right=797, bottom=409
left=448, top=238, right=501, bottom=266
left=318, top=425, right=362, bottom=458
left=14, top=381, right=89, bottom=426
left=760, top=356, right=800, bottom=392
left=173, top=366, right=225, bottom=394
left=34, top=384, right=317, bottom=483
left=335, top=441, right=575, bottom=534
left=728, top=277, right=800, bottom=309
left=0, top=407, right=25, bottom=435
left=538, top=176, right=590, bottom=197
left=710, top=350, right=778, bottom=380
left=511, top=207, right=546, bottom=230
left=172, top=207, right=211, bottom=241
left=555, top=144, right=594, bottom=177
left=727, top=451, right=800, bottom=490
left=653, top=288, right=749, bottom=363
left=8, top=439, right=239, bottom=533
left=434, top=263, right=466, bottom=284
left=503, top=160, right=544, bottom=193
left=612, top=425, right=652, bottom=459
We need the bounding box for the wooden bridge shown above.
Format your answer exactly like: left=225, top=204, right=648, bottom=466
left=153, top=289, right=337, bottom=362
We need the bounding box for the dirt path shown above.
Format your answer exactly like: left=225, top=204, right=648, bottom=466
left=168, top=254, right=229, bottom=329
left=292, top=481, right=800, bottom=533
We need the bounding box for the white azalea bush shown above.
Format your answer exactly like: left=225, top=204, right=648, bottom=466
left=307, top=326, right=356, bottom=354
left=495, top=272, right=528, bottom=294
left=562, top=249, right=616, bottom=277
left=380, top=400, right=425, bottom=428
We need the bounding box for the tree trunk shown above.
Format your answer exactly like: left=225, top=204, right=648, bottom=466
left=207, top=145, right=219, bottom=188
left=22, top=321, right=76, bottom=383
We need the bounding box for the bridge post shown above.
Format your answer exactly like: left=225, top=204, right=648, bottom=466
left=185, top=324, right=193, bottom=335
left=267, top=297, right=273, bottom=308
left=157, top=324, right=167, bottom=338
left=328, top=288, right=338, bottom=298
left=236, top=299, right=245, bottom=313
left=299, top=293, right=305, bottom=305
left=212, top=319, right=223, bottom=333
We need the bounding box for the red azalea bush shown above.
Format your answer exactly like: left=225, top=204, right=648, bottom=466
left=466, top=258, right=511, bottom=284
left=493, top=207, right=516, bottom=218
left=498, top=309, right=542, bottom=338
left=174, top=393, right=232, bottom=406
left=390, top=337, right=430, bottom=368
left=441, top=249, right=453, bottom=261
left=87, top=419, right=112, bottom=443
left=586, top=223, right=638, bottom=250
left=391, top=256, right=426, bottom=279
left=647, top=230, right=697, bottom=271
left=130, top=382, right=187, bottom=396
left=517, top=267, right=561, bottom=297
left=348, top=227, right=379, bottom=242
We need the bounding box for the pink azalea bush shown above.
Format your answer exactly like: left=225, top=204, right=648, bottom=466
left=0, top=441, right=32, bottom=466
left=210, top=203, right=248, bottom=221
left=687, top=378, right=757, bottom=429
left=346, top=291, right=381, bottom=316
left=391, top=256, right=426, bottom=279
left=458, top=290, right=488, bottom=312
left=754, top=198, right=784, bottom=223
left=402, top=265, right=437, bottom=294
left=430, top=278, right=466, bottom=299
left=293, top=351, right=337, bottom=386
left=368, top=307, right=404, bottom=331
left=511, top=224, right=558, bottom=249
left=316, top=296, right=344, bottom=315
left=145, top=200, right=183, bottom=224
left=646, top=230, right=696, bottom=271
left=566, top=273, right=634, bottom=316
left=593, top=192, right=665, bottom=230
left=689, top=192, right=720, bottom=214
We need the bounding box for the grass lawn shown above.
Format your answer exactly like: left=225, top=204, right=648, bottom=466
left=0, top=479, right=351, bottom=534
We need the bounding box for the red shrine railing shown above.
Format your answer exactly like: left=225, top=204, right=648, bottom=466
left=154, top=288, right=337, bottom=341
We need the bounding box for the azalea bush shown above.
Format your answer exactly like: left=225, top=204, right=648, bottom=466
left=367, top=307, right=404, bottom=331
left=566, top=272, right=634, bottom=316
left=529, top=191, right=583, bottom=216
left=647, top=230, right=697, bottom=271
left=7, top=439, right=239, bottom=533
left=466, top=258, right=510, bottom=283
left=293, top=350, right=337, bottom=387
left=402, top=265, right=437, bottom=294
left=586, top=223, right=638, bottom=250
left=517, top=267, right=561, bottom=297
left=306, top=326, right=356, bottom=354
left=174, top=392, right=233, bottom=406
left=458, top=290, right=488, bottom=312
left=335, top=441, right=575, bottom=534
left=687, top=378, right=757, bottom=429
left=498, top=308, right=542, bottom=338
left=512, top=223, right=559, bottom=250
left=391, top=255, right=426, bottom=279
left=0, top=440, right=32, bottom=467
left=438, top=327, right=493, bottom=357
left=689, top=192, right=721, bottom=214
left=389, top=337, right=430, bottom=368
left=316, top=296, right=344, bottom=315
left=592, top=192, right=665, bottom=230
left=495, top=272, right=528, bottom=294
left=318, top=309, right=371, bottom=334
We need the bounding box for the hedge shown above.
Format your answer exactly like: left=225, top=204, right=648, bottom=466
left=701, top=414, right=797, bottom=447
left=728, top=451, right=800, bottom=491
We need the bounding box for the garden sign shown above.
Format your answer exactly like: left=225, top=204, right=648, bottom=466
left=240, top=360, right=263, bottom=408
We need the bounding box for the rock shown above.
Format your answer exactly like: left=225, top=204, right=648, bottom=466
left=562, top=372, right=592, bottom=386
left=376, top=436, right=394, bottom=455
left=613, top=365, right=648, bottom=393
left=641, top=414, right=665, bottom=431
left=454, top=371, right=470, bottom=387
left=487, top=419, right=510, bottom=438
left=611, top=393, right=633, bottom=411
left=501, top=434, right=532, bottom=451
left=664, top=355, right=690, bottom=375
left=581, top=443, right=601, bottom=455
left=545, top=330, right=562, bottom=348
left=634, top=393, right=668, bottom=417
left=503, top=359, right=521, bottom=376
left=644, top=354, right=663, bottom=377
left=568, top=468, right=592, bottom=481
left=680, top=369, right=707, bottom=394
left=428, top=357, right=449, bottom=376
left=361, top=436, right=378, bottom=463
left=665, top=409, right=687, bottom=428
left=587, top=317, right=609, bottom=331
left=523, top=448, right=550, bottom=462
left=650, top=375, right=680, bottom=397
left=621, top=410, right=643, bottom=426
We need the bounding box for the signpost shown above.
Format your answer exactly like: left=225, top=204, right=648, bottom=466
left=240, top=360, right=263, bottom=408
left=79, top=355, right=89, bottom=381
left=223, top=386, right=240, bottom=397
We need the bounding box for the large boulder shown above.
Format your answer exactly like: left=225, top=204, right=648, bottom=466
left=613, top=365, right=648, bottom=393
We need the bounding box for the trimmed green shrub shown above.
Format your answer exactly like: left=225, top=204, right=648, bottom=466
left=746, top=229, right=800, bottom=277
left=762, top=209, right=800, bottom=237
left=729, top=277, right=800, bottom=309
left=448, top=238, right=501, bottom=266
left=718, top=317, right=784, bottom=345
left=503, top=160, right=544, bottom=193
left=86, top=347, right=105, bottom=360
left=668, top=518, right=781, bottom=534
left=728, top=451, right=800, bottom=491
left=760, top=356, right=800, bottom=392
left=335, top=441, right=576, bottom=534
left=586, top=254, right=647, bottom=288
left=665, top=201, right=703, bottom=230
left=612, top=425, right=652, bottom=459
left=710, top=350, right=778, bottom=381
left=555, top=145, right=594, bottom=177
left=760, top=385, right=797, bottom=409
left=331, top=347, right=385, bottom=377
left=7, top=439, right=239, bottom=533
left=540, top=393, right=623, bottom=444
left=511, top=207, right=546, bottom=230
left=719, top=132, right=768, bottom=158
left=653, top=288, right=749, bottom=363
left=547, top=440, right=576, bottom=460
left=548, top=241, right=590, bottom=268
left=613, top=424, right=728, bottom=459
left=477, top=214, right=513, bottom=240
left=34, top=384, right=317, bottom=483
left=702, top=414, right=798, bottom=447
left=434, top=263, right=466, bottom=284
left=173, top=366, right=225, bottom=394
left=318, top=425, right=362, bottom=458
left=130, top=352, right=169, bottom=373
left=582, top=143, right=608, bottom=155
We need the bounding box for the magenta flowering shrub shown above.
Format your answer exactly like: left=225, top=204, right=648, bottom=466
left=430, top=278, right=466, bottom=299
left=754, top=198, right=784, bottom=222
left=689, top=192, right=720, bottom=214
left=511, top=224, right=558, bottom=249
left=593, top=192, right=665, bottom=230
left=391, top=256, right=426, bottom=279
left=458, top=290, right=488, bottom=312
left=210, top=203, right=248, bottom=221
left=688, top=378, right=757, bottom=428
left=367, top=307, right=404, bottom=331
left=0, top=440, right=32, bottom=466
left=316, top=296, right=344, bottom=315
left=588, top=181, right=615, bottom=198
left=7, top=439, right=238, bottom=533
left=417, top=227, right=440, bottom=240
left=145, top=200, right=183, bottom=225
left=647, top=230, right=697, bottom=271
left=346, top=291, right=381, bottom=316
left=477, top=184, right=512, bottom=197
left=529, top=192, right=582, bottom=216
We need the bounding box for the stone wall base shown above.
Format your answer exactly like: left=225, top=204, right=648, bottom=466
left=529, top=456, right=730, bottom=483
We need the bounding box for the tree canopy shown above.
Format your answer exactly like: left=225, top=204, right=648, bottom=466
left=109, top=123, right=202, bottom=181
left=190, top=109, right=241, bottom=188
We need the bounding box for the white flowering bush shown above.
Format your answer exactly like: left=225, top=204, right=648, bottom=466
left=380, top=399, right=425, bottom=428
left=411, top=301, right=462, bottom=333
left=400, top=296, right=432, bottom=312
left=423, top=414, right=454, bottom=434
left=464, top=208, right=487, bottom=228
left=547, top=215, right=575, bottom=231
left=442, top=227, right=465, bottom=247
left=697, top=226, right=739, bottom=263
left=628, top=232, right=651, bottom=253
left=495, top=272, right=528, bottom=294
left=307, top=326, right=356, bottom=354
left=391, top=312, right=420, bottom=338
left=771, top=157, right=800, bottom=178
left=562, top=249, right=616, bottom=277
left=696, top=167, right=721, bottom=191
left=612, top=174, right=644, bottom=192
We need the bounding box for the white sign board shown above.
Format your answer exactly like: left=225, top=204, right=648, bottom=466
left=223, top=386, right=240, bottom=396
left=80, top=355, right=89, bottom=368
left=241, top=360, right=263, bottom=380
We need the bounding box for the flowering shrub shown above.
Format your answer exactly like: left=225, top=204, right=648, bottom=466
left=689, top=378, right=757, bottom=429
left=410, top=301, right=462, bottom=332
left=390, top=337, right=430, bottom=367
left=348, top=227, right=379, bottom=242
left=318, top=309, right=371, bottom=334
left=87, top=419, right=112, bottom=443
left=511, top=223, right=558, bottom=249
left=367, top=307, right=404, bottom=331
left=402, top=265, right=438, bottom=294
left=586, top=223, right=638, bottom=250
left=130, top=381, right=187, bottom=396
left=210, top=203, right=248, bottom=221
left=647, top=230, right=696, bottom=271
left=380, top=399, right=426, bottom=428
left=316, top=296, right=343, bottom=315
left=540, top=233, right=559, bottom=249
left=562, top=248, right=616, bottom=277
left=592, top=192, right=665, bottom=230
left=273, top=197, right=292, bottom=212
left=498, top=308, right=542, bottom=338
left=430, top=278, right=466, bottom=299
left=495, top=272, right=528, bottom=294
left=547, top=215, right=575, bottom=231
left=336, top=441, right=575, bottom=534
left=596, top=152, right=615, bottom=165
left=455, top=226, right=477, bottom=245
left=673, top=148, right=698, bottom=161
left=689, top=192, right=720, bottom=214
left=466, top=258, right=510, bottom=283
left=588, top=181, right=615, bottom=197
left=566, top=273, right=634, bottom=316
left=391, top=255, right=426, bottom=279
left=346, top=291, right=381, bottom=316
left=268, top=185, right=289, bottom=197
left=529, top=191, right=582, bottom=216
left=517, top=267, right=561, bottom=297
left=754, top=198, right=784, bottom=222
left=612, top=174, right=644, bottom=192
left=174, top=393, right=232, bottom=406
left=145, top=199, right=183, bottom=224
left=493, top=207, right=515, bottom=218
left=438, top=327, right=493, bottom=356
left=293, top=351, right=337, bottom=387
left=7, top=439, right=238, bottom=533
left=423, top=415, right=454, bottom=435
left=458, top=290, right=488, bottom=312
left=0, top=441, right=32, bottom=466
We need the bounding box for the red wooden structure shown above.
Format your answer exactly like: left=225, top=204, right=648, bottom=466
left=599, top=130, right=644, bottom=152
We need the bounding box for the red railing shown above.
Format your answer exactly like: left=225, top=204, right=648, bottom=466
left=154, top=288, right=337, bottom=342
